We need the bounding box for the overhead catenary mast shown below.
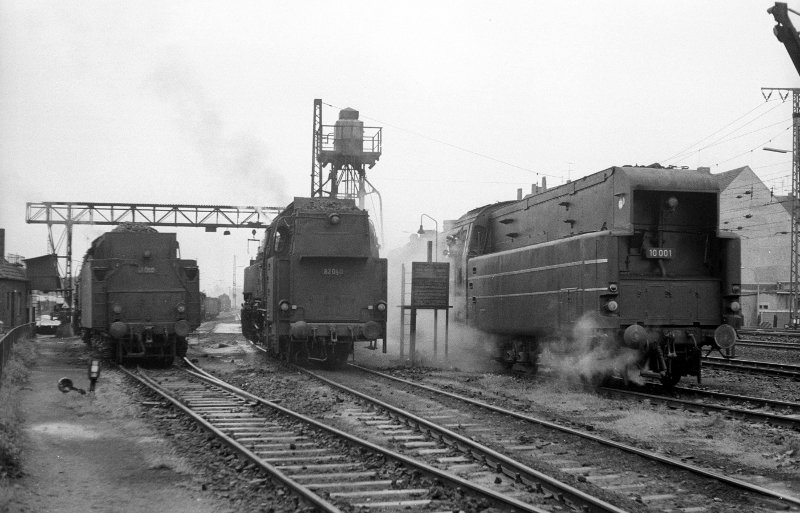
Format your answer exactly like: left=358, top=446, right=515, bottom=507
left=767, top=2, right=800, bottom=327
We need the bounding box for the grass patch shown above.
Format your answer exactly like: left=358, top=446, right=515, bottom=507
left=0, top=338, right=37, bottom=480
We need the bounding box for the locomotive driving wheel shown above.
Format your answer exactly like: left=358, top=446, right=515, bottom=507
left=660, top=359, right=684, bottom=387
left=498, top=338, right=539, bottom=374
left=660, top=372, right=681, bottom=387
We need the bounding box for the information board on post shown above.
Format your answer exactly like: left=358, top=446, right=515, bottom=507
left=411, top=262, right=450, bottom=309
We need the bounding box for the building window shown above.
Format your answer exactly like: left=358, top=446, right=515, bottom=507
left=759, top=304, right=769, bottom=310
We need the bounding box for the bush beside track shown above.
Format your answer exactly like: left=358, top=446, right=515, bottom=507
left=0, top=339, right=36, bottom=478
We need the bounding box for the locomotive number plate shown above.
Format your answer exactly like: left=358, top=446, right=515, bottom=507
left=323, top=268, right=344, bottom=276
left=645, top=248, right=674, bottom=259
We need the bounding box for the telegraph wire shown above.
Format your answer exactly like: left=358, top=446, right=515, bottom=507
left=662, top=100, right=785, bottom=164
left=322, top=101, right=568, bottom=183
left=697, top=117, right=791, bottom=151
left=713, top=125, right=793, bottom=168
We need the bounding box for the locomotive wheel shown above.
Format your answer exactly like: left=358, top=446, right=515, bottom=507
left=660, top=372, right=681, bottom=387
left=322, top=345, right=350, bottom=369
left=98, top=337, right=115, bottom=362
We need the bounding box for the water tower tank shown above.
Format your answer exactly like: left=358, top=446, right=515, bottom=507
left=333, top=108, right=364, bottom=156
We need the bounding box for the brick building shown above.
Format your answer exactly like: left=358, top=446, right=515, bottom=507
left=715, top=166, right=794, bottom=327
left=0, top=229, right=30, bottom=331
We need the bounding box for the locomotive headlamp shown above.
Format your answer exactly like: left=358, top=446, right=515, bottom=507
left=176, top=303, right=186, bottom=314
left=112, top=303, right=123, bottom=314
left=729, top=301, right=741, bottom=312
left=328, top=213, right=341, bottom=225
left=608, top=283, right=618, bottom=293
left=279, top=300, right=291, bottom=312
left=143, top=250, right=152, bottom=259
left=731, top=285, right=741, bottom=294
left=376, top=301, right=387, bottom=313
left=605, top=300, right=619, bottom=312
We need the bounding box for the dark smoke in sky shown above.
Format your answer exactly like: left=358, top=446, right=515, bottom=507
left=145, top=59, right=286, bottom=205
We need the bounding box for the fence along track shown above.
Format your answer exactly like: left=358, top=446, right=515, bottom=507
left=0, top=323, right=33, bottom=381
left=125, top=365, right=554, bottom=513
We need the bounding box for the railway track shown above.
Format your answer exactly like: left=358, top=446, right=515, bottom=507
left=702, top=356, right=800, bottom=378
left=122, top=363, right=624, bottom=513
left=739, top=328, right=800, bottom=338
left=736, top=338, right=800, bottom=351
left=599, top=383, right=800, bottom=429
left=296, top=363, right=800, bottom=512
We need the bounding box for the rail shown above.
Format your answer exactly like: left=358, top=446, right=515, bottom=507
left=0, top=323, right=34, bottom=382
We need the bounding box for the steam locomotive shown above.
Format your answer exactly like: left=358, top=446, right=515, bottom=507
left=444, top=165, right=741, bottom=385
left=241, top=197, right=387, bottom=365
left=77, top=224, right=202, bottom=365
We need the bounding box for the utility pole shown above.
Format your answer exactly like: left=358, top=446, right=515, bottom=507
left=761, top=87, right=799, bottom=327
left=767, top=2, right=800, bottom=326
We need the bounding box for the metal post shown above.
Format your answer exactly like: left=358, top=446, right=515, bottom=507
left=445, top=309, right=449, bottom=357
left=65, top=220, right=72, bottom=318
left=792, top=91, right=800, bottom=326
left=311, top=99, right=323, bottom=197
left=399, top=263, right=405, bottom=358
left=434, top=310, right=438, bottom=358
left=410, top=307, right=417, bottom=367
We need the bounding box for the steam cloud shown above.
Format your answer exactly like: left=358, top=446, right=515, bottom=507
left=540, top=313, right=643, bottom=386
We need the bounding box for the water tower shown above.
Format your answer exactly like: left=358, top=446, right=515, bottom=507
left=311, top=99, right=382, bottom=208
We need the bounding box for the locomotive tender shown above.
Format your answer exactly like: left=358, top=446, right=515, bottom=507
left=77, top=225, right=201, bottom=365
left=444, top=165, right=741, bottom=385
left=241, top=197, right=387, bottom=365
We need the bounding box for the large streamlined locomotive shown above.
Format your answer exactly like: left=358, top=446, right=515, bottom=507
left=444, top=165, right=741, bottom=385
left=241, top=197, right=387, bottom=365
left=77, top=224, right=201, bottom=365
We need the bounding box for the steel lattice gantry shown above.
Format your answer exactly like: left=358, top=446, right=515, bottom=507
left=25, top=201, right=283, bottom=308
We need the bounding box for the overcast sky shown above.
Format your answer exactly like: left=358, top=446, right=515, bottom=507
left=1, top=1, right=798, bottom=298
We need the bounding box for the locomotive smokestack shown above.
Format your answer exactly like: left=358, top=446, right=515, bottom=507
left=517, top=188, right=523, bottom=200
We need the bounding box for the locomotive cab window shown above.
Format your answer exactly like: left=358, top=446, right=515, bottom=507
left=626, top=190, right=718, bottom=276
left=274, top=226, right=292, bottom=254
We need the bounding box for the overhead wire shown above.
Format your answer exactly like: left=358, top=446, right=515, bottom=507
left=325, top=100, right=789, bottom=193
left=322, top=101, right=567, bottom=183
left=661, top=100, right=785, bottom=164
left=712, top=124, right=793, bottom=168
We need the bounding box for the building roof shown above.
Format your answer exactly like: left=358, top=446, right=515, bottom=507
left=0, top=259, right=27, bottom=282
left=774, top=194, right=793, bottom=217
left=712, top=166, right=747, bottom=191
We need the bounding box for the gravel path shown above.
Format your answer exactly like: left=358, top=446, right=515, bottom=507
left=4, top=337, right=228, bottom=513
